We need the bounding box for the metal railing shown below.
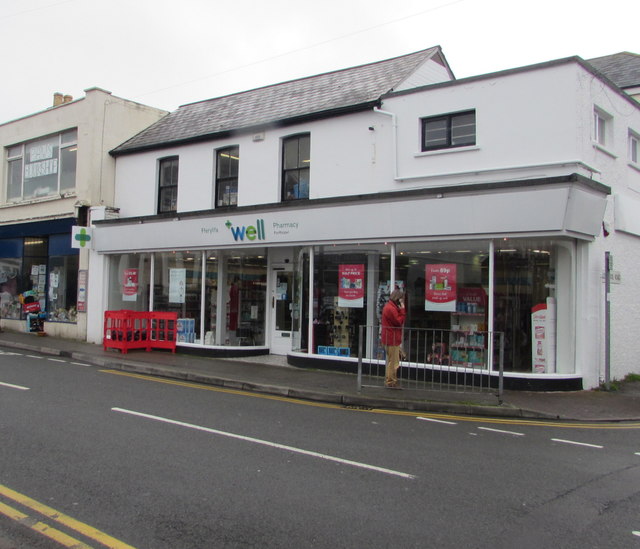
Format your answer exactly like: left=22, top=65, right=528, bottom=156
left=357, top=325, right=504, bottom=401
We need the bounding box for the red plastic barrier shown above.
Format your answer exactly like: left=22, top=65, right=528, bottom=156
left=103, top=310, right=177, bottom=353
left=148, top=312, right=178, bottom=353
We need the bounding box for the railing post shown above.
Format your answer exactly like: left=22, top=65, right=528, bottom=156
left=498, top=332, right=504, bottom=404
left=357, top=324, right=364, bottom=392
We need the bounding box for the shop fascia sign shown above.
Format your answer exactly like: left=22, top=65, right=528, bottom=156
left=225, top=218, right=267, bottom=242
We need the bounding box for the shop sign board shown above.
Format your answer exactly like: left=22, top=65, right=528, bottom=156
left=94, top=184, right=604, bottom=254
left=71, top=226, right=92, bottom=249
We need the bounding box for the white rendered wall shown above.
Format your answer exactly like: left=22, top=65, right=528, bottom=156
left=107, top=59, right=640, bottom=387
left=386, top=64, right=590, bottom=187
left=113, top=110, right=396, bottom=217
left=573, top=67, right=640, bottom=386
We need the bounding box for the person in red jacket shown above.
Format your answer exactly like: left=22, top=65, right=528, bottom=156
left=381, top=289, right=406, bottom=388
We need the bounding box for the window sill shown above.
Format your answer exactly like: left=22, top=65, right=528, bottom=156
left=592, top=143, right=618, bottom=159
left=415, top=145, right=480, bottom=158
left=1, top=192, right=77, bottom=208
left=629, top=162, right=640, bottom=174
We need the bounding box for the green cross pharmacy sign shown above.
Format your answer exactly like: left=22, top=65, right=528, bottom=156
left=71, top=226, right=92, bottom=249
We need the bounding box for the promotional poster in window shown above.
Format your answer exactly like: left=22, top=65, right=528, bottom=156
left=425, top=264, right=457, bottom=311
left=338, top=264, right=364, bottom=308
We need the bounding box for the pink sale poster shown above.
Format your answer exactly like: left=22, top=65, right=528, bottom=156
left=425, top=264, right=457, bottom=311
left=338, top=264, right=364, bottom=308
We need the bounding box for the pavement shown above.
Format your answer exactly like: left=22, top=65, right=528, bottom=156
left=1, top=329, right=639, bottom=422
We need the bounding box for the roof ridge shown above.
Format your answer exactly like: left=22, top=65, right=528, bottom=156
left=178, top=46, right=439, bottom=109
left=588, top=51, right=640, bottom=61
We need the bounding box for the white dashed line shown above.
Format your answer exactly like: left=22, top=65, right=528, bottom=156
left=26, top=355, right=43, bottom=359
left=551, top=438, right=603, bottom=449
left=0, top=381, right=29, bottom=390
left=47, top=358, right=66, bottom=363
left=478, top=426, right=524, bottom=436
left=633, top=531, right=640, bottom=537
left=113, top=407, right=416, bottom=479
left=417, top=417, right=457, bottom=425
left=70, top=362, right=91, bottom=367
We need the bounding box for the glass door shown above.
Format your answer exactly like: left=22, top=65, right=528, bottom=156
left=270, top=266, right=294, bottom=354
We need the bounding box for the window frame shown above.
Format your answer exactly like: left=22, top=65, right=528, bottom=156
left=421, top=109, right=476, bottom=152
left=5, top=129, right=77, bottom=202
left=157, top=156, right=179, bottom=214
left=593, top=107, right=612, bottom=147
left=629, top=130, right=639, bottom=165
left=281, top=133, right=310, bottom=201
left=215, top=146, right=239, bottom=208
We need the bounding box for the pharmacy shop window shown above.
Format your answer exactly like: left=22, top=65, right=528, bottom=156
left=153, top=251, right=203, bottom=339
left=494, top=239, right=574, bottom=374
left=395, top=241, right=490, bottom=331
left=313, top=244, right=390, bottom=357
left=108, top=253, right=151, bottom=312
left=224, top=251, right=267, bottom=346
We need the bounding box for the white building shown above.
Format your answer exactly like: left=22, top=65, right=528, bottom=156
left=88, top=47, right=640, bottom=390
left=0, top=88, right=167, bottom=339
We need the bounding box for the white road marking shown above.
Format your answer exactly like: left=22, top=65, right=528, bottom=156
left=635, top=452, right=640, bottom=456
left=0, top=381, right=29, bottom=391
left=26, top=355, right=43, bottom=359
left=478, top=426, right=524, bottom=436
left=70, top=362, right=91, bottom=367
left=112, top=407, right=416, bottom=479
left=47, top=358, right=66, bottom=363
left=551, top=438, right=603, bottom=449
left=0, top=351, right=22, bottom=356
left=633, top=531, right=640, bottom=537
left=418, top=417, right=457, bottom=425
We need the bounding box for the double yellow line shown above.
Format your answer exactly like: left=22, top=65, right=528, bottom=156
left=0, top=484, right=135, bottom=548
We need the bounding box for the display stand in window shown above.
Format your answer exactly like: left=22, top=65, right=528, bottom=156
left=449, top=289, right=487, bottom=367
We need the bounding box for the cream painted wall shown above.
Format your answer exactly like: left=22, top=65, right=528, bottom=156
left=0, top=88, right=167, bottom=339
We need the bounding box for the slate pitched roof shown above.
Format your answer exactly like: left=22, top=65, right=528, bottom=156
left=587, top=52, right=640, bottom=90
left=112, top=46, right=445, bottom=155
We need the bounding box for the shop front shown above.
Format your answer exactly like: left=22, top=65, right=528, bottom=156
left=287, top=237, right=577, bottom=389
left=91, top=175, right=608, bottom=386
left=0, top=218, right=80, bottom=331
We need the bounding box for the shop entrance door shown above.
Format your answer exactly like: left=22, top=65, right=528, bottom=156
left=270, top=266, right=294, bottom=355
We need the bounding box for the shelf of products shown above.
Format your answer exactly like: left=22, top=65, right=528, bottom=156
left=450, top=311, right=487, bottom=367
